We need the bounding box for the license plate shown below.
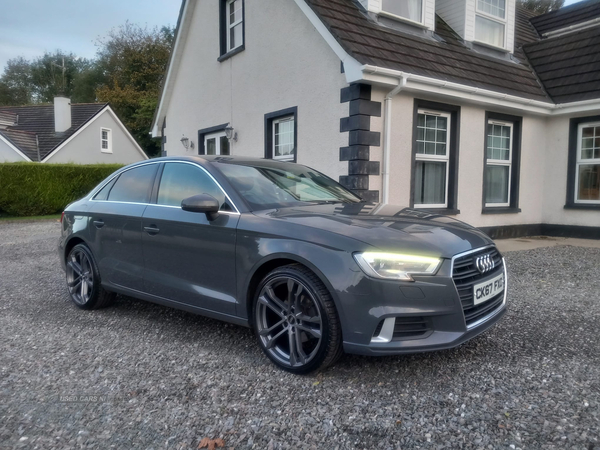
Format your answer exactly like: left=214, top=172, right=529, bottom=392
left=473, top=272, right=504, bottom=305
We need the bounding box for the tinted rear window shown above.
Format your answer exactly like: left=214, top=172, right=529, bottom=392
left=108, top=164, right=158, bottom=203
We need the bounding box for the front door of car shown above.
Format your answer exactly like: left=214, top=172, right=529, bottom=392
left=88, top=163, right=159, bottom=292
left=141, top=161, right=239, bottom=315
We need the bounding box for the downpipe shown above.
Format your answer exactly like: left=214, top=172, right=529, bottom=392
left=382, top=75, right=408, bottom=204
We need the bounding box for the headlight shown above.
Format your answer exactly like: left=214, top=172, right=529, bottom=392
left=354, top=252, right=441, bottom=281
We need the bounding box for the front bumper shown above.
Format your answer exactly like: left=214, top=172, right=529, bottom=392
left=339, top=249, right=507, bottom=356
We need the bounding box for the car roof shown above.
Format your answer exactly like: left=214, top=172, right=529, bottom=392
left=133, top=155, right=301, bottom=169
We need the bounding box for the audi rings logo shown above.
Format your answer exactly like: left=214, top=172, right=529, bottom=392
left=475, top=254, right=495, bottom=274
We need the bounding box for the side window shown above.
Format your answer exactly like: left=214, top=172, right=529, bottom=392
left=265, top=107, right=298, bottom=162
left=107, top=164, right=158, bottom=203
left=219, top=0, right=245, bottom=59
left=157, top=163, right=227, bottom=209
left=93, top=178, right=117, bottom=201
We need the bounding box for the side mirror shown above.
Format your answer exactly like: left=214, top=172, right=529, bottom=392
left=181, top=194, right=220, bottom=220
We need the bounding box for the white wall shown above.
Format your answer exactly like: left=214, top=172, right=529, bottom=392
left=371, top=88, right=600, bottom=228
left=163, top=0, right=348, bottom=181
left=45, top=109, right=147, bottom=165
left=543, top=115, right=600, bottom=226
left=0, top=137, right=27, bottom=162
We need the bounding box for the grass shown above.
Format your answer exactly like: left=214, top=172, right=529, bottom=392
left=0, top=214, right=62, bottom=222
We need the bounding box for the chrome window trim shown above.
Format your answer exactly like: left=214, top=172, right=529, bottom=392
left=88, top=160, right=241, bottom=215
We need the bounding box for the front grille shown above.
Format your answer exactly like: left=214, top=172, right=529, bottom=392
left=392, top=316, right=430, bottom=340
left=452, top=247, right=504, bottom=326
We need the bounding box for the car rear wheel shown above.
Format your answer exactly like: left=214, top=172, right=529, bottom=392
left=253, top=265, right=343, bottom=374
left=65, top=243, right=115, bottom=310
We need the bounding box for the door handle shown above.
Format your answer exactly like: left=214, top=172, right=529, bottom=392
left=93, top=220, right=105, bottom=229
left=144, top=225, right=160, bottom=235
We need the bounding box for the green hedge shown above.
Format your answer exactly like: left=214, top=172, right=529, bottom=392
left=0, top=163, right=123, bottom=217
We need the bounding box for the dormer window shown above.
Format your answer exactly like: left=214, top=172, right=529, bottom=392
left=381, top=0, right=423, bottom=24
left=475, top=0, right=506, bottom=48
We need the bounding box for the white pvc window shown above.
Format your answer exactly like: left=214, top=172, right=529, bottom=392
left=226, top=0, right=243, bottom=52
left=381, top=0, right=423, bottom=24
left=575, top=122, right=600, bottom=203
left=273, top=116, right=295, bottom=161
left=204, top=131, right=230, bottom=156
left=101, top=128, right=112, bottom=153
left=414, top=110, right=451, bottom=208
left=485, top=121, right=513, bottom=207
left=475, top=0, right=506, bottom=48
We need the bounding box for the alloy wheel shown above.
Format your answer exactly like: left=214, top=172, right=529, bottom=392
left=66, top=248, right=94, bottom=305
left=256, top=276, right=323, bottom=368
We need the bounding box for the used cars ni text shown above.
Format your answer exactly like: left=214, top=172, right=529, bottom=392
left=59, top=156, right=507, bottom=373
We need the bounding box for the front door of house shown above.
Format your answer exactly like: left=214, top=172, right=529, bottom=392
left=204, top=131, right=230, bottom=155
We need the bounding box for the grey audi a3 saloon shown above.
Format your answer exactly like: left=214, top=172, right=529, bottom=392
left=59, top=156, right=507, bottom=373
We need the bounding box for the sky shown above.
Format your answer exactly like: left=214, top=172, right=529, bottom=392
left=0, top=0, right=181, bottom=71
left=0, top=0, right=588, bottom=72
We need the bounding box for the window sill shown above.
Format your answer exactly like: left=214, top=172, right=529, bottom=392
left=377, top=11, right=429, bottom=29
left=218, top=45, right=245, bottom=62
left=482, top=207, right=521, bottom=215
left=564, top=203, right=600, bottom=211
left=416, top=208, right=460, bottom=216
left=101, top=150, right=113, bottom=154
left=471, top=39, right=508, bottom=53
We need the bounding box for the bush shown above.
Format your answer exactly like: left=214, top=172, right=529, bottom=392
left=0, top=163, right=123, bottom=216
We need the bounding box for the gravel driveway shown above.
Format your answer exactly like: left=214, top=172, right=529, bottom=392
left=0, top=220, right=598, bottom=450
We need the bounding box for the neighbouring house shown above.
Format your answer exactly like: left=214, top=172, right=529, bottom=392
left=0, top=96, right=148, bottom=164
left=151, top=0, right=600, bottom=238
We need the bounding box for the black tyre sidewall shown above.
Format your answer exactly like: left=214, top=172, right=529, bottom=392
left=66, top=244, right=102, bottom=310
left=253, top=267, right=333, bottom=374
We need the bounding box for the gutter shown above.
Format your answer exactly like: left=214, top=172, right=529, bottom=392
left=382, top=74, right=408, bottom=204
left=542, top=18, right=600, bottom=38
left=361, top=65, right=600, bottom=116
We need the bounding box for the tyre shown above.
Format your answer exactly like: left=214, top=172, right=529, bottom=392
left=65, top=243, right=115, bottom=310
left=253, top=264, right=343, bottom=374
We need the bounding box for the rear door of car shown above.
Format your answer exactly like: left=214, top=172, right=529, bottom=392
left=141, top=161, right=239, bottom=315
left=88, top=163, right=159, bottom=292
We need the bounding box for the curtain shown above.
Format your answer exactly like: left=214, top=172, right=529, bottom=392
left=415, top=161, right=446, bottom=205
left=383, top=0, right=423, bottom=22
left=485, top=165, right=509, bottom=204
left=475, top=15, right=504, bottom=47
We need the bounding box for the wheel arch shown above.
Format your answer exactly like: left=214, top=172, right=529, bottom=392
left=244, top=253, right=342, bottom=328
left=63, top=236, right=89, bottom=262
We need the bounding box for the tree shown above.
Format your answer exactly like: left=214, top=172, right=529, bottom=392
left=29, top=51, right=98, bottom=103
left=517, top=0, right=565, bottom=15
left=95, top=23, right=174, bottom=157
left=0, top=57, right=32, bottom=106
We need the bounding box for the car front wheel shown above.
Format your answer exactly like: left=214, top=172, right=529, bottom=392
left=253, top=264, right=343, bottom=374
left=65, top=243, right=115, bottom=310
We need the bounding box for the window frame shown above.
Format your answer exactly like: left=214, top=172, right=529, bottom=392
left=379, top=0, right=425, bottom=26
left=264, top=107, right=298, bottom=163
left=410, top=100, right=461, bottom=215
left=272, top=116, right=296, bottom=162
left=413, top=109, right=452, bottom=209
left=219, top=0, right=245, bottom=61
left=474, top=0, right=507, bottom=49
left=484, top=120, right=513, bottom=208
left=198, top=123, right=230, bottom=156
left=100, top=127, right=112, bottom=154
left=566, top=115, right=600, bottom=210
left=482, top=112, right=522, bottom=214
left=574, top=121, right=600, bottom=205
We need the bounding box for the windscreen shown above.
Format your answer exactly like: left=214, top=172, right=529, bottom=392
left=216, top=162, right=361, bottom=210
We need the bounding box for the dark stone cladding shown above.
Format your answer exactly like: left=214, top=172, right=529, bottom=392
left=339, top=83, right=381, bottom=203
